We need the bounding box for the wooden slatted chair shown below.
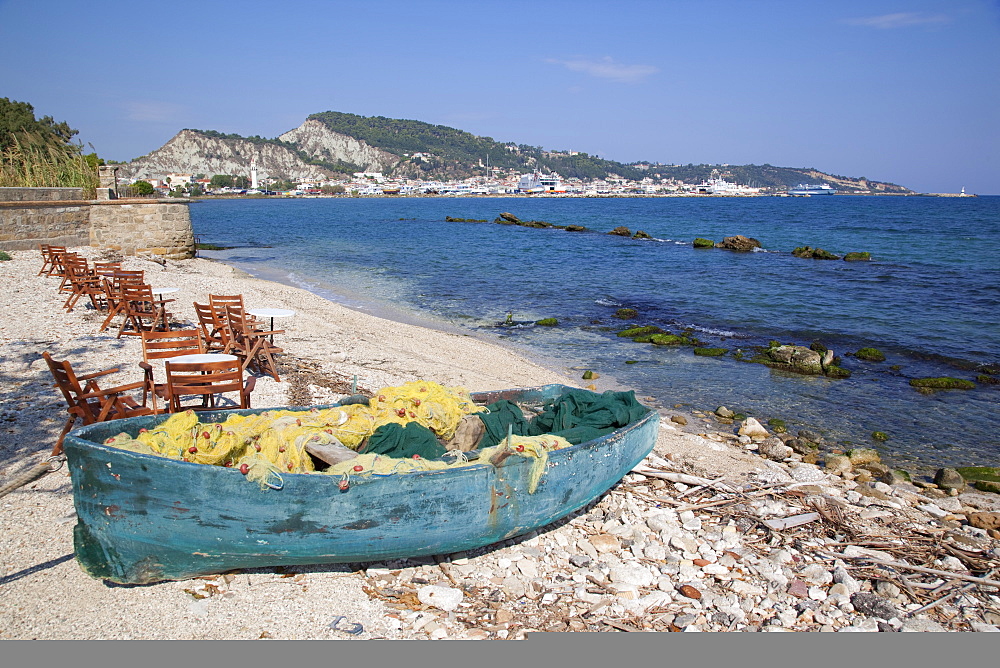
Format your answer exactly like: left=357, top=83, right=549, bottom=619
left=93, top=261, right=123, bottom=277
left=163, top=358, right=255, bottom=413
left=117, top=283, right=174, bottom=338
left=38, top=244, right=67, bottom=277
left=193, top=302, right=229, bottom=353
left=209, top=294, right=261, bottom=326
left=138, top=329, right=205, bottom=412
left=42, top=351, right=156, bottom=455
left=62, top=259, right=105, bottom=312
left=54, top=251, right=81, bottom=294
left=97, top=271, right=147, bottom=332
left=225, top=305, right=284, bottom=382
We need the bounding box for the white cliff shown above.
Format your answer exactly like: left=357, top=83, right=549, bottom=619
left=120, top=130, right=333, bottom=182
left=279, top=119, right=400, bottom=173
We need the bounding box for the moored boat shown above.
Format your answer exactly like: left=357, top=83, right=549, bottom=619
left=787, top=183, right=837, bottom=196
left=62, top=384, right=659, bottom=584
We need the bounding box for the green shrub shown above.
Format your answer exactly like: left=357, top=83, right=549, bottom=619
left=0, top=250, right=11, bottom=261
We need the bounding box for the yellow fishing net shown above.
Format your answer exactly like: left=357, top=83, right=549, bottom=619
left=103, top=380, right=571, bottom=492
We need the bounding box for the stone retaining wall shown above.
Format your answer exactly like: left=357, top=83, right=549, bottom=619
left=0, top=188, right=194, bottom=259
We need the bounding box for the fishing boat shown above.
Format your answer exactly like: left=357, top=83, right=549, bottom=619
left=62, top=384, right=659, bottom=584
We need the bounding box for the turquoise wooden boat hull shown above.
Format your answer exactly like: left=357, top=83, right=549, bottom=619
left=62, top=384, right=659, bottom=584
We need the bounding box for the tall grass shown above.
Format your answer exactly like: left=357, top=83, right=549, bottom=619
left=0, top=132, right=99, bottom=198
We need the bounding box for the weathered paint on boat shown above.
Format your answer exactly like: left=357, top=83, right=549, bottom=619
left=62, top=384, right=659, bottom=584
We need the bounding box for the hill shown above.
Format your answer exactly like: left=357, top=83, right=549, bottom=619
left=120, top=111, right=911, bottom=192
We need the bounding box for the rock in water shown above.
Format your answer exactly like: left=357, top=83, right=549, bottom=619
left=716, top=235, right=761, bottom=251
left=498, top=212, right=521, bottom=224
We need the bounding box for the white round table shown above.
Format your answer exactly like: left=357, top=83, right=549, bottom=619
left=247, top=308, right=295, bottom=343
left=151, top=287, right=179, bottom=296
left=166, top=353, right=239, bottom=365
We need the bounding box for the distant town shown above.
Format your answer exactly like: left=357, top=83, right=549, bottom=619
left=131, top=168, right=852, bottom=199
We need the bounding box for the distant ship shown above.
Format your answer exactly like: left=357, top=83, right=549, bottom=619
left=788, top=183, right=837, bottom=196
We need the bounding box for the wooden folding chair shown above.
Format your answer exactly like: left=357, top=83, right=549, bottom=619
left=193, top=302, right=229, bottom=353
left=54, top=251, right=81, bottom=294
left=93, top=261, right=123, bottom=278
left=225, top=305, right=284, bottom=382
left=42, top=351, right=156, bottom=455
left=62, top=259, right=105, bottom=312
left=117, top=283, right=174, bottom=338
left=163, top=358, right=255, bottom=413
left=209, top=294, right=261, bottom=326
left=138, top=329, right=205, bottom=412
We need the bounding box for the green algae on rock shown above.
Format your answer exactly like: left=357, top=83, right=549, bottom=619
left=909, top=377, right=976, bottom=390
left=614, top=308, right=639, bottom=320
left=792, top=246, right=841, bottom=260
left=872, top=431, right=889, bottom=442
left=617, top=326, right=663, bottom=338
left=535, top=318, right=558, bottom=327
left=843, top=252, right=872, bottom=261
left=693, top=238, right=715, bottom=248
left=855, top=347, right=886, bottom=362
left=693, top=347, right=727, bottom=357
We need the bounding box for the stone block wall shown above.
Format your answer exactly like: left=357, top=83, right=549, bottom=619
left=89, top=200, right=195, bottom=259
left=0, top=187, right=83, bottom=202
left=0, top=187, right=194, bottom=259
left=0, top=201, right=91, bottom=249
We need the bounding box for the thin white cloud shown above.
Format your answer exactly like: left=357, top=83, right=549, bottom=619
left=845, top=12, right=951, bottom=29
left=124, top=101, right=187, bottom=123
left=546, top=56, right=658, bottom=83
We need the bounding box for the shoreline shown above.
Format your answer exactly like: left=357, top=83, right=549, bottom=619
left=1, top=247, right=998, bottom=637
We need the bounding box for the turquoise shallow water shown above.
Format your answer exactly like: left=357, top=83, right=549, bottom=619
left=192, top=196, right=1000, bottom=473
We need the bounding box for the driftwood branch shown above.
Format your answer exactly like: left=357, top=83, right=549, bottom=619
left=820, top=552, right=1000, bottom=588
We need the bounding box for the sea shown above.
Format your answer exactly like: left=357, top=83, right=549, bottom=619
left=191, top=195, right=1000, bottom=475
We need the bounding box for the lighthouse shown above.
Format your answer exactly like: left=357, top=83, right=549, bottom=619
left=250, top=156, right=259, bottom=190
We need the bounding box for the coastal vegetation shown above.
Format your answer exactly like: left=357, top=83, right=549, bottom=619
left=0, top=97, right=99, bottom=197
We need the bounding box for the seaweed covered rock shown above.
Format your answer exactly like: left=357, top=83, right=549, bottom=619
left=693, top=238, right=715, bottom=249
left=855, top=347, right=886, bottom=362
left=909, top=377, right=976, bottom=390
left=649, top=333, right=693, bottom=346
left=792, top=246, right=841, bottom=260
left=844, top=252, right=872, bottom=262
left=756, top=343, right=850, bottom=378
left=617, top=326, right=663, bottom=338
left=954, top=467, right=1000, bottom=494
left=693, top=347, right=727, bottom=357
left=614, top=308, right=639, bottom=320
left=535, top=318, right=558, bottom=326
left=498, top=212, right=521, bottom=224
left=522, top=220, right=553, bottom=229
left=608, top=226, right=632, bottom=237
left=765, top=345, right=824, bottom=374
left=716, top=235, right=761, bottom=252
left=445, top=216, right=487, bottom=222
left=632, top=230, right=652, bottom=240
left=564, top=225, right=587, bottom=232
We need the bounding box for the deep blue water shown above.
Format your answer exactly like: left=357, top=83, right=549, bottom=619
left=192, top=196, right=1000, bottom=473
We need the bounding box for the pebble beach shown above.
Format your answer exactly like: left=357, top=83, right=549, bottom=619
left=1, top=247, right=999, bottom=638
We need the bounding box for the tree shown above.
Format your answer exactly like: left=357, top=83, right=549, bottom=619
left=131, top=180, right=154, bottom=195
left=210, top=174, right=234, bottom=188
left=0, top=97, right=78, bottom=150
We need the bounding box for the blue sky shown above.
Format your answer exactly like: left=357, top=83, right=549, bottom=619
left=2, top=0, right=998, bottom=193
